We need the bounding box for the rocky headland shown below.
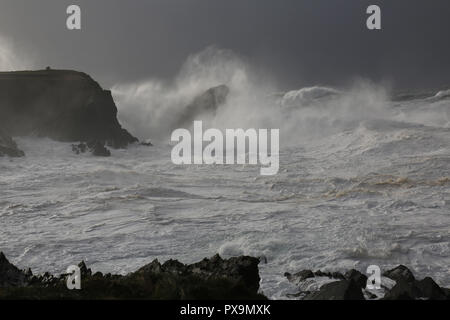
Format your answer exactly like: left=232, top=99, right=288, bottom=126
left=0, top=69, right=138, bottom=156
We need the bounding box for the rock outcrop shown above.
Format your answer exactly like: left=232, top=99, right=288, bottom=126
left=382, top=264, right=415, bottom=283
left=0, top=252, right=31, bottom=287
left=0, top=129, right=24, bottom=157
left=382, top=266, right=448, bottom=300
left=0, top=69, right=137, bottom=148
left=285, top=265, right=450, bottom=300
left=176, top=85, right=229, bottom=128
left=0, top=253, right=265, bottom=300
left=303, top=279, right=365, bottom=300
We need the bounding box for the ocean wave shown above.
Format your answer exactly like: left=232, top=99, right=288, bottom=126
left=279, top=86, right=341, bottom=108
left=432, top=89, right=450, bottom=100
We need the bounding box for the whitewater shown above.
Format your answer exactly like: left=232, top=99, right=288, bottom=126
left=1, top=49, right=449, bottom=299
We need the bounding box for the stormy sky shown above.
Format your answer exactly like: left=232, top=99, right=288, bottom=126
left=0, top=0, right=449, bottom=90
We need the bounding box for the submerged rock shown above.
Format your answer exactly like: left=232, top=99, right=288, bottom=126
left=0, top=69, right=138, bottom=148
left=71, top=141, right=111, bottom=157
left=0, top=130, right=24, bottom=157
left=0, top=252, right=265, bottom=300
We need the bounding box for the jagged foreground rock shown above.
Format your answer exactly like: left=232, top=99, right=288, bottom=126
left=0, top=253, right=266, bottom=300
left=0, top=69, right=137, bottom=149
left=285, top=265, right=450, bottom=300
left=2, top=251, right=449, bottom=300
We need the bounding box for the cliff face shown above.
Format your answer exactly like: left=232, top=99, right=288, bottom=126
left=0, top=70, right=137, bottom=148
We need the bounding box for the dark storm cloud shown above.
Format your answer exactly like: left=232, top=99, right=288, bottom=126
left=0, top=0, right=449, bottom=90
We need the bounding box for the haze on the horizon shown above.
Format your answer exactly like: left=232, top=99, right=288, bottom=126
left=0, top=0, right=449, bottom=91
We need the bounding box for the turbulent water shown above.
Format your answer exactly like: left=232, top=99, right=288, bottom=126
left=1, top=85, right=449, bottom=299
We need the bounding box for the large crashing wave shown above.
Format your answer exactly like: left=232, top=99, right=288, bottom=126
left=113, top=47, right=450, bottom=146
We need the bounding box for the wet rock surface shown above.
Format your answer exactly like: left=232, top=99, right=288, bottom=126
left=303, top=279, right=365, bottom=300
left=383, top=265, right=415, bottom=283
left=286, top=265, right=450, bottom=300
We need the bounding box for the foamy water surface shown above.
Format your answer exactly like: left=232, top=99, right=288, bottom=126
left=1, top=89, right=449, bottom=299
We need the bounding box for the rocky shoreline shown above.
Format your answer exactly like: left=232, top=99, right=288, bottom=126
left=0, top=252, right=265, bottom=300
left=1, top=252, right=448, bottom=300
left=285, top=265, right=450, bottom=300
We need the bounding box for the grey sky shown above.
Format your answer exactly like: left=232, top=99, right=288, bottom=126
left=0, top=0, right=449, bottom=90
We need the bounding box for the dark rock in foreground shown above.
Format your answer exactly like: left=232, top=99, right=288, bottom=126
left=344, top=269, right=368, bottom=289
left=0, top=253, right=266, bottom=300
left=0, top=130, right=24, bottom=157
left=286, top=265, right=450, bottom=300
left=0, top=253, right=30, bottom=287
left=383, top=276, right=448, bottom=300
left=383, top=265, right=415, bottom=283
left=0, top=69, right=138, bottom=148
left=303, top=279, right=365, bottom=300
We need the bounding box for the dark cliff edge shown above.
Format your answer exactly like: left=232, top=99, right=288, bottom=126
left=0, top=69, right=137, bottom=149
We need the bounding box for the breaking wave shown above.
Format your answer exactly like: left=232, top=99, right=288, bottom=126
left=113, top=47, right=449, bottom=148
